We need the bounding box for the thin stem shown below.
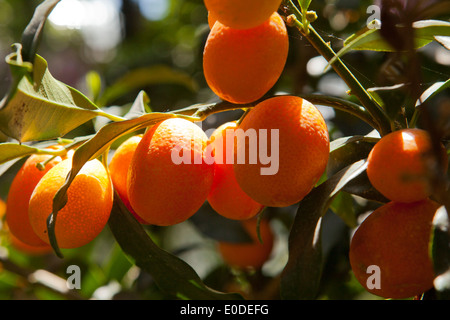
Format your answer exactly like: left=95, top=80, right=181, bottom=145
left=299, top=94, right=379, bottom=129
left=286, top=8, right=392, bottom=136
left=95, top=109, right=127, bottom=122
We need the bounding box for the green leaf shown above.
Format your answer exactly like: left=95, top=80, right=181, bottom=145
left=430, top=205, right=450, bottom=299
left=20, top=0, right=61, bottom=63
left=85, top=71, right=102, bottom=103
left=108, top=193, right=242, bottom=300
left=0, top=53, right=101, bottom=142
left=124, top=90, right=151, bottom=119
left=327, top=134, right=379, bottom=177
left=416, top=79, right=450, bottom=106
left=325, top=19, right=450, bottom=70
left=280, top=160, right=368, bottom=299
left=329, top=191, right=357, bottom=228
left=96, top=65, right=199, bottom=107
left=0, top=143, right=40, bottom=165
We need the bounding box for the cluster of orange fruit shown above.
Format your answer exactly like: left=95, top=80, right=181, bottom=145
left=1, top=0, right=330, bottom=271
left=349, top=128, right=448, bottom=299
left=3, top=148, right=113, bottom=255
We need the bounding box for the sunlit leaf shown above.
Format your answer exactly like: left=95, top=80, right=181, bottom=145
left=0, top=143, right=39, bottom=164
left=430, top=205, right=450, bottom=299
left=124, top=90, right=151, bottom=119
left=326, top=19, right=450, bottom=70
left=416, top=79, right=450, bottom=106
left=327, top=134, right=379, bottom=177
left=20, top=0, right=61, bottom=63
left=0, top=53, right=101, bottom=142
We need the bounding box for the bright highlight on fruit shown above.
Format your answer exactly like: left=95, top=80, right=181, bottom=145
left=204, top=0, right=282, bottom=30
left=207, top=122, right=264, bottom=220
left=233, top=95, right=330, bottom=207
left=127, top=118, right=214, bottom=226
left=203, top=12, right=289, bottom=104
left=349, top=199, right=439, bottom=299
left=367, top=128, right=448, bottom=203
left=28, top=158, right=113, bottom=249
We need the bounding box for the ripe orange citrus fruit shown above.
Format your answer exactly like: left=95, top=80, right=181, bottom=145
left=127, top=118, right=214, bottom=226
left=0, top=197, right=6, bottom=220
left=233, top=95, right=330, bottom=207
left=108, top=134, right=149, bottom=224
left=204, top=0, right=282, bottom=30
left=1, top=197, right=52, bottom=255
left=28, top=158, right=113, bottom=249
left=349, top=199, right=439, bottom=299
left=218, top=217, right=274, bottom=269
left=5, top=152, right=63, bottom=247
left=207, top=121, right=264, bottom=220
left=203, top=12, right=289, bottom=104
left=367, top=128, right=448, bottom=203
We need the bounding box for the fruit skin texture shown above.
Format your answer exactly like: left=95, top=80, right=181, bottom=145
left=28, top=158, right=113, bottom=249
left=203, top=12, right=288, bottom=104
left=6, top=153, right=62, bottom=247
left=349, top=199, right=439, bottom=299
left=127, top=118, right=214, bottom=226
left=367, top=128, right=448, bottom=203
left=108, top=135, right=149, bottom=224
left=204, top=0, right=282, bottom=30
left=207, top=122, right=264, bottom=220
left=233, top=96, right=330, bottom=207
left=218, top=217, right=274, bottom=269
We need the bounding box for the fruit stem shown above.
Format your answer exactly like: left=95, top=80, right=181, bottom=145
left=171, top=100, right=258, bottom=121
left=236, top=108, right=251, bottom=125
left=285, top=5, right=392, bottom=136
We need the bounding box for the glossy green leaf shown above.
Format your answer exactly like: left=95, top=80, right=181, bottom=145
left=0, top=53, right=101, bottom=142
left=189, top=203, right=253, bottom=243
left=329, top=191, right=357, bottom=228
left=416, top=79, right=450, bottom=106
left=20, top=0, right=61, bottom=63
left=326, top=19, right=450, bottom=70
left=108, top=193, right=242, bottom=300
left=0, top=143, right=40, bottom=165
left=85, top=71, right=102, bottom=103
left=124, top=90, right=151, bottom=119
left=327, top=134, right=379, bottom=177
left=430, top=205, right=450, bottom=299
left=280, top=160, right=368, bottom=299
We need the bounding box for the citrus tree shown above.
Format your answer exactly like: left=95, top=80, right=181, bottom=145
left=0, top=0, right=449, bottom=300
